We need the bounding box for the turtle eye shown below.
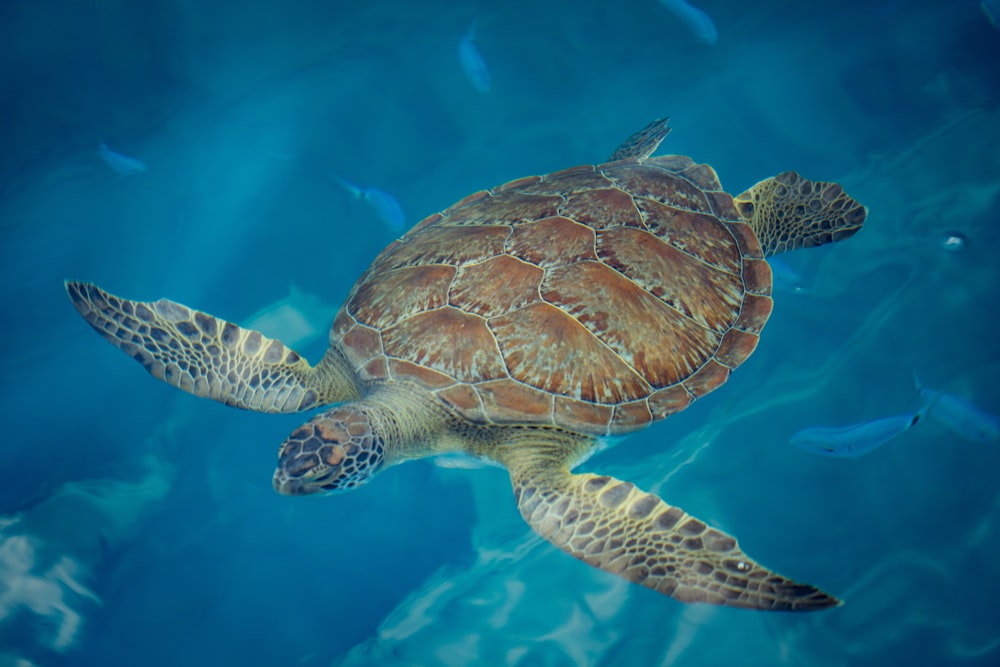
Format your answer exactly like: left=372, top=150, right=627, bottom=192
left=282, top=451, right=323, bottom=478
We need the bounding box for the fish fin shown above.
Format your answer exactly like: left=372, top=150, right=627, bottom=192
left=912, top=370, right=941, bottom=415
left=464, top=18, right=478, bottom=40
left=329, top=173, right=363, bottom=198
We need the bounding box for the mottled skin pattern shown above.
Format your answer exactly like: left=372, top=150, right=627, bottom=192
left=502, top=433, right=832, bottom=608
left=607, top=116, right=672, bottom=161
left=274, top=403, right=385, bottom=493
left=66, top=119, right=866, bottom=611
left=733, top=170, right=867, bottom=255
left=65, top=282, right=359, bottom=413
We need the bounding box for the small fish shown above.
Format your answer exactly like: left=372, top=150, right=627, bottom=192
left=659, top=0, right=719, bottom=45
left=939, top=230, right=968, bottom=253
left=914, top=373, right=1000, bottom=443
left=97, top=142, right=147, bottom=176
left=329, top=174, right=406, bottom=231
left=458, top=21, right=491, bottom=94
left=791, top=412, right=921, bottom=458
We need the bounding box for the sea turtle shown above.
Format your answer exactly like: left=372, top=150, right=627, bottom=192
left=66, top=119, right=866, bottom=611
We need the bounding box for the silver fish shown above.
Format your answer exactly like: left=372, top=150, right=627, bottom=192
left=915, top=373, right=1000, bottom=443
left=458, top=21, right=490, bottom=94
left=791, top=412, right=921, bottom=458
left=329, top=174, right=406, bottom=231
left=97, top=142, right=147, bottom=176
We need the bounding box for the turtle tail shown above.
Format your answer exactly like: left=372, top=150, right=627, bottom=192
left=65, top=281, right=360, bottom=413
left=733, top=172, right=867, bottom=257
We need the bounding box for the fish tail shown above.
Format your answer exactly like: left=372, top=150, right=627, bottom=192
left=912, top=370, right=940, bottom=417
left=329, top=173, right=360, bottom=198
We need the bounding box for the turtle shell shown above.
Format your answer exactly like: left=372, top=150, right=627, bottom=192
left=330, top=155, right=773, bottom=436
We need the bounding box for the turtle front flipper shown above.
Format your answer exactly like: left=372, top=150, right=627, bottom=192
left=502, top=442, right=838, bottom=611
left=734, top=171, right=867, bottom=257
left=65, top=281, right=359, bottom=413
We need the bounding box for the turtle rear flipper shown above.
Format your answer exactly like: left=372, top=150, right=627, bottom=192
left=608, top=117, right=671, bottom=161
left=502, top=440, right=838, bottom=611
left=65, top=281, right=358, bottom=413
left=734, top=171, right=867, bottom=257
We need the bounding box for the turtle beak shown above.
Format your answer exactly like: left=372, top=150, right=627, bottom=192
left=272, top=470, right=321, bottom=496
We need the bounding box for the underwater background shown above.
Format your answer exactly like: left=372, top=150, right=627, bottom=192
left=1, top=0, right=999, bottom=665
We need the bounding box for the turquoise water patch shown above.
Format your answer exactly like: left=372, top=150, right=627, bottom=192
left=1, top=1, right=998, bottom=665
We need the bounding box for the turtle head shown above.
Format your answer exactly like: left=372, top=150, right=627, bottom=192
left=273, top=405, right=385, bottom=496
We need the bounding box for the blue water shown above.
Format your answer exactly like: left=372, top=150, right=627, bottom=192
left=1, top=0, right=999, bottom=664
